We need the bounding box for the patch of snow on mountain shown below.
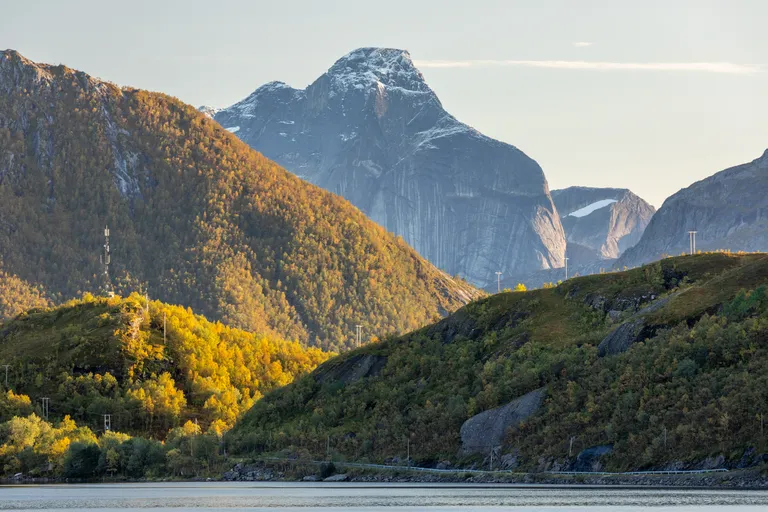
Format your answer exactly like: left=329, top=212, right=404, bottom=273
left=199, top=105, right=220, bottom=119
left=567, top=199, right=618, bottom=218
left=414, top=117, right=472, bottom=148
left=225, top=126, right=240, bottom=133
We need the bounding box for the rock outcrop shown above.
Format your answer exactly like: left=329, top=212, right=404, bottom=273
left=315, top=354, right=387, bottom=385
left=212, top=48, right=566, bottom=288
left=459, top=387, right=546, bottom=454
left=597, top=294, right=673, bottom=356
left=620, top=150, right=768, bottom=267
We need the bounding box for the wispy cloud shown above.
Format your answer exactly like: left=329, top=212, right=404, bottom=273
left=572, top=42, right=594, bottom=47
left=411, top=60, right=473, bottom=68
left=413, top=59, right=760, bottom=74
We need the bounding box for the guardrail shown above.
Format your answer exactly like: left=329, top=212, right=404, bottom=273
left=260, top=457, right=729, bottom=476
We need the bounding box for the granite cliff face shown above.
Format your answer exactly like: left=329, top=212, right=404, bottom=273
left=213, top=48, right=566, bottom=287
left=551, top=187, right=655, bottom=264
left=620, top=150, right=768, bottom=267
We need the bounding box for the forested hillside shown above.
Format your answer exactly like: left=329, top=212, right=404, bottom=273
left=0, top=264, right=51, bottom=320
left=0, top=294, right=330, bottom=436
left=229, top=253, right=768, bottom=471
left=0, top=50, right=478, bottom=351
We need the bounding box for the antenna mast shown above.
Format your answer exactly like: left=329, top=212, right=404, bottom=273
left=100, top=226, right=114, bottom=297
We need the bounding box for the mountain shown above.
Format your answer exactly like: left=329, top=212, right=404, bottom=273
left=551, top=187, right=655, bottom=264
left=212, top=47, right=566, bottom=288
left=0, top=49, right=478, bottom=351
left=228, top=252, right=768, bottom=472
left=621, top=150, right=768, bottom=267
left=0, top=293, right=330, bottom=436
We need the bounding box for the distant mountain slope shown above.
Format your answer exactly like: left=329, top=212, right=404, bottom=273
left=212, top=47, right=566, bottom=288
left=0, top=294, right=331, bottom=436
left=0, top=50, right=479, bottom=351
left=621, top=150, right=768, bottom=267
left=551, top=187, right=655, bottom=262
left=0, top=264, right=51, bottom=320
left=229, top=253, right=768, bottom=472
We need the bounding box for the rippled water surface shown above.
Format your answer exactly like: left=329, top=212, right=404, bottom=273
left=2, top=482, right=768, bottom=510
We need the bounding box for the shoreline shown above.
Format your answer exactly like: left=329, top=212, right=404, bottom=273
left=5, top=462, right=767, bottom=489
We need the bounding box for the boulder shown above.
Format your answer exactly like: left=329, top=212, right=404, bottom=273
left=323, top=473, right=349, bottom=482
left=459, top=387, right=546, bottom=455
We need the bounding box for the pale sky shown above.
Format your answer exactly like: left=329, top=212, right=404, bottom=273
left=2, top=0, right=767, bottom=207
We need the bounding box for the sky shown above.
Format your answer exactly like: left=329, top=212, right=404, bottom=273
left=2, top=0, right=767, bottom=207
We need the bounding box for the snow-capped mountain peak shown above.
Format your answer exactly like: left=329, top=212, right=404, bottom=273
left=320, top=47, right=433, bottom=96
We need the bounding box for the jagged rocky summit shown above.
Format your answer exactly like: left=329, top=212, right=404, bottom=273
left=551, top=187, right=655, bottom=264
left=620, top=149, right=768, bottom=267
left=211, top=47, right=566, bottom=288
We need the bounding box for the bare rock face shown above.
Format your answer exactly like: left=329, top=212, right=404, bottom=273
left=314, top=354, right=387, bottom=385
left=552, top=187, right=655, bottom=262
left=212, top=48, right=566, bottom=288
left=459, top=387, right=546, bottom=454
left=620, top=150, right=768, bottom=267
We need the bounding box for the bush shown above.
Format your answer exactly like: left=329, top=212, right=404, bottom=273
left=64, top=442, right=101, bottom=478
left=319, top=462, right=336, bottom=479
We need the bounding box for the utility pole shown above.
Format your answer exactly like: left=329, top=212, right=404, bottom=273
left=565, top=257, right=569, bottom=281
left=355, top=325, right=363, bottom=348
left=100, top=226, right=114, bottom=298
left=163, top=312, right=167, bottom=344
left=2, top=364, right=9, bottom=386
left=407, top=438, right=411, bottom=467
left=145, top=292, right=150, bottom=316
left=688, top=231, right=697, bottom=256
left=40, top=397, right=49, bottom=421
left=663, top=426, right=668, bottom=449
left=103, top=414, right=111, bottom=432
left=489, top=446, right=494, bottom=471
left=568, top=436, right=576, bottom=457
left=495, top=271, right=502, bottom=293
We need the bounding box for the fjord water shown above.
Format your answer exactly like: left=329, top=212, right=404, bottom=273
left=2, top=483, right=768, bottom=510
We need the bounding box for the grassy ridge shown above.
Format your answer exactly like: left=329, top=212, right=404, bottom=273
left=228, top=253, right=768, bottom=470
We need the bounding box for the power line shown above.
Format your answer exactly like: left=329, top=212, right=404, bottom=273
left=2, top=364, right=9, bottom=386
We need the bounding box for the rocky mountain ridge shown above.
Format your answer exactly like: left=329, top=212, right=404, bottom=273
left=212, top=47, right=566, bottom=288
left=620, top=150, right=768, bottom=267
left=552, top=186, right=655, bottom=263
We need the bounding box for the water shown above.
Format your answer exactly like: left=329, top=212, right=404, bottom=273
left=1, top=482, right=767, bottom=510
